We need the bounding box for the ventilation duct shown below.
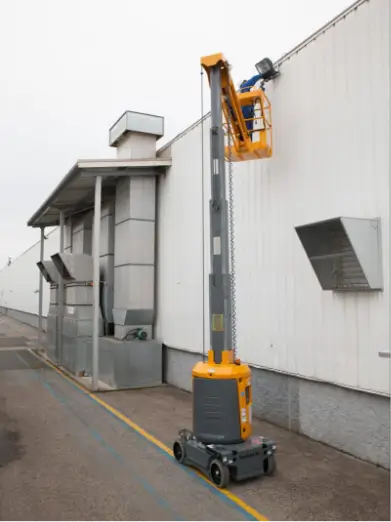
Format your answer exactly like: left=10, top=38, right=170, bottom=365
left=37, top=260, right=58, bottom=285
left=295, top=217, right=383, bottom=291
left=51, top=253, right=93, bottom=282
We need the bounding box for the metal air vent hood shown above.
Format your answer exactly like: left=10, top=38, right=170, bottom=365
left=295, top=217, right=383, bottom=291
left=37, top=260, right=59, bottom=284
left=51, top=253, right=93, bottom=282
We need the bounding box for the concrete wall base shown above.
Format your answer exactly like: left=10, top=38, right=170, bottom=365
left=162, top=345, right=390, bottom=470
left=0, top=307, right=48, bottom=332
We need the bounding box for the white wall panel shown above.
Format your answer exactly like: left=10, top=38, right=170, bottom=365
left=156, top=0, right=389, bottom=394
left=0, top=228, right=59, bottom=317
left=155, top=119, right=210, bottom=355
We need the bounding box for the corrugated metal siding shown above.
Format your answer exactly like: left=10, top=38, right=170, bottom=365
left=0, top=228, right=59, bottom=316
left=155, top=120, right=210, bottom=356
left=156, top=0, right=389, bottom=394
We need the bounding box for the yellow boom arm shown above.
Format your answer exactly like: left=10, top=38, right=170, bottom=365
left=201, top=53, right=273, bottom=162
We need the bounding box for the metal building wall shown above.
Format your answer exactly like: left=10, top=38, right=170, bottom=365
left=156, top=0, right=389, bottom=396
left=0, top=228, right=60, bottom=324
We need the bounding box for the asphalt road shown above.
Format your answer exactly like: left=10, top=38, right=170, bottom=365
left=0, top=348, right=256, bottom=521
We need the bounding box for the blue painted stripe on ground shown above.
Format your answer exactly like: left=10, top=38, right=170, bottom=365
left=42, top=365, right=258, bottom=521
left=19, top=364, right=184, bottom=521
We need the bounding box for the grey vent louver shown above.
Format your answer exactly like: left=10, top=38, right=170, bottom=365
left=51, top=253, right=93, bottom=282
left=37, top=260, right=59, bottom=284
left=295, top=217, right=383, bottom=291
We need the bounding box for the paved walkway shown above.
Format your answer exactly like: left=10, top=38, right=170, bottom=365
left=0, top=347, right=255, bottom=519
left=0, top=315, right=389, bottom=520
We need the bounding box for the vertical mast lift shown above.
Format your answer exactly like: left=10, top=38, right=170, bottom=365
left=173, top=54, right=279, bottom=489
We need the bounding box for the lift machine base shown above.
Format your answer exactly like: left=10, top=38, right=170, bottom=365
left=174, top=429, right=276, bottom=489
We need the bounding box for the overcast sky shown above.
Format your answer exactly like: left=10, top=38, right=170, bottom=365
left=0, top=0, right=353, bottom=267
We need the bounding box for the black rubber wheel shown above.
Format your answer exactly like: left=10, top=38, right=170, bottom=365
left=210, top=459, right=230, bottom=489
left=173, top=440, right=186, bottom=464
left=263, top=454, right=276, bottom=476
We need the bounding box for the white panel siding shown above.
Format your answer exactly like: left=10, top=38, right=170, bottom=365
left=156, top=120, right=210, bottom=355
left=156, top=0, right=389, bottom=394
left=0, top=228, right=60, bottom=317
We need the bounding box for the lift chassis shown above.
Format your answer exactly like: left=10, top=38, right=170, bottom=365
left=173, top=54, right=277, bottom=489
left=174, top=429, right=276, bottom=489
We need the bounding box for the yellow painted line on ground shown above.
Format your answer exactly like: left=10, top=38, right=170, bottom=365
left=36, top=352, right=268, bottom=521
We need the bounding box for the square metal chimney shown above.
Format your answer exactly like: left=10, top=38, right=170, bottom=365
left=109, top=111, right=164, bottom=147
left=295, top=217, right=383, bottom=291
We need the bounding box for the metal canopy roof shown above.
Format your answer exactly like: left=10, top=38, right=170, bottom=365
left=27, top=158, right=171, bottom=228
